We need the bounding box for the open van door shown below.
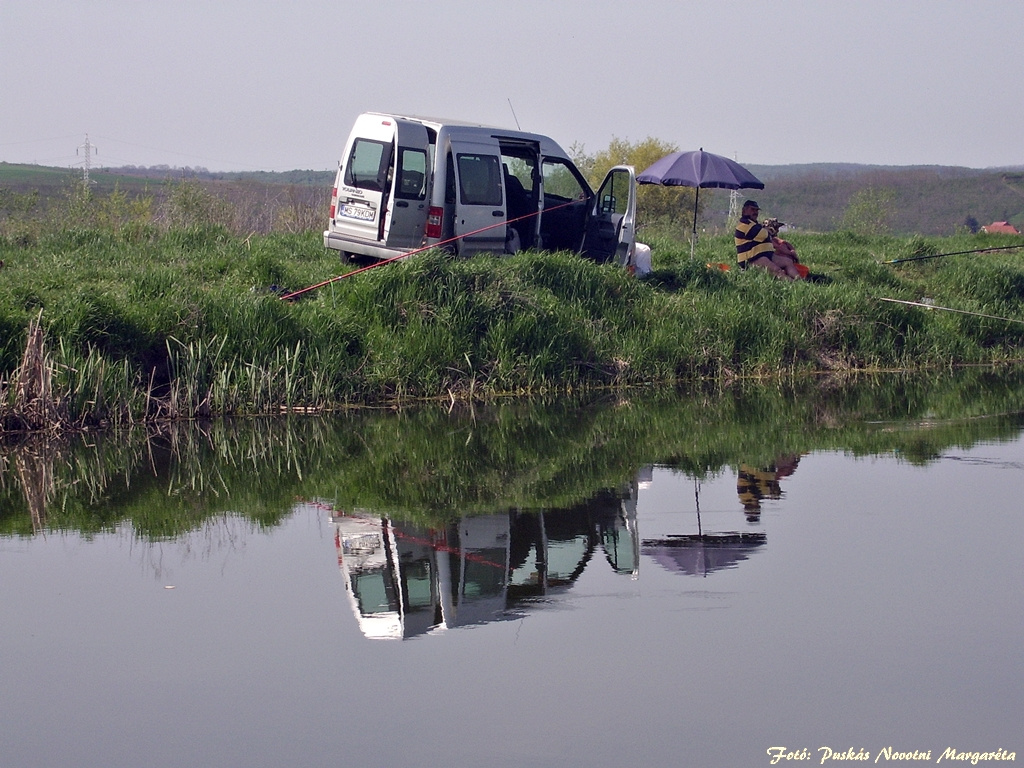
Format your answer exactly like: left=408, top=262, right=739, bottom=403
left=582, top=165, right=636, bottom=266
left=331, top=115, right=394, bottom=248
left=384, top=119, right=430, bottom=249
left=329, top=115, right=430, bottom=253
left=450, top=139, right=507, bottom=256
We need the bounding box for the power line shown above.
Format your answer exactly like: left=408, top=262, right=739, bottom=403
left=93, top=133, right=266, bottom=171
left=0, top=134, right=82, bottom=148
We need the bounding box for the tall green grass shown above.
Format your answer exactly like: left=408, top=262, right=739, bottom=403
left=1, top=225, right=1023, bottom=430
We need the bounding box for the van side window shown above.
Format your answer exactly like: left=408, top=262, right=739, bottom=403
left=597, top=169, right=630, bottom=215
left=542, top=158, right=588, bottom=202
left=396, top=147, right=427, bottom=201
left=457, top=154, right=503, bottom=206
left=345, top=139, right=392, bottom=192
left=500, top=156, right=535, bottom=195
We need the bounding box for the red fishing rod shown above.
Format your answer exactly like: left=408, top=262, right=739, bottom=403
left=279, top=198, right=582, bottom=302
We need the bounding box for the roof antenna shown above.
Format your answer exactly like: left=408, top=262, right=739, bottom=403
left=507, top=99, right=521, bottom=130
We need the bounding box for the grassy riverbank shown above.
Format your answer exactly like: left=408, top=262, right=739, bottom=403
left=1, top=226, right=1023, bottom=431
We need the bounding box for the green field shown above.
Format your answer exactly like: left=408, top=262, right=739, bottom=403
left=3, top=158, right=1024, bottom=435
left=1, top=202, right=1023, bottom=434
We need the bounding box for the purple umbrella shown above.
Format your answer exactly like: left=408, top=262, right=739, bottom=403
left=637, top=148, right=764, bottom=257
left=642, top=532, right=766, bottom=577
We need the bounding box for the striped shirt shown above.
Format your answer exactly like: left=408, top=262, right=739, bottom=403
left=734, top=216, right=775, bottom=263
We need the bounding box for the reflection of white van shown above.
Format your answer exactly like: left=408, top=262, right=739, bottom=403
left=330, top=511, right=404, bottom=640
left=324, top=112, right=636, bottom=265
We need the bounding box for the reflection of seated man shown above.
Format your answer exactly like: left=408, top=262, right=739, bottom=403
left=736, top=454, right=801, bottom=519
left=734, top=200, right=803, bottom=280
left=737, top=464, right=781, bottom=517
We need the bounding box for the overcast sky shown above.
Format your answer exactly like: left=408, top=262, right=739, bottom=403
left=2, top=0, right=1022, bottom=173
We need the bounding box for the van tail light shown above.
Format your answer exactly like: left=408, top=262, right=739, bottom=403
left=329, top=187, right=338, bottom=220
left=426, top=206, right=443, bottom=239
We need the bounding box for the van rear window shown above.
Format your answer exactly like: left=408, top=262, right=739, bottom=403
left=395, top=147, right=427, bottom=201
left=345, top=139, right=392, bottom=193
left=457, top=154, right=503, bottom=206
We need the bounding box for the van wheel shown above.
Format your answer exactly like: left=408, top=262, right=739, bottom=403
left=340, top=251, right=354, bottom=265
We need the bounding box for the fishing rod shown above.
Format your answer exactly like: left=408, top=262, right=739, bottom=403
left=876, top=297, right=1024, bottom=326
left=883, top=242, right=1024, bottom=265
left=278, top=198, right=581, bottom=302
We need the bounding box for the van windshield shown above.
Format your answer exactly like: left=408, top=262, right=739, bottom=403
left=345, top=139, right=392, bottom=193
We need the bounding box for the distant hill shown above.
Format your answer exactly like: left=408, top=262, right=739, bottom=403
left=99, top=165, right=335, bottom=187
left=0, top=162, right=334, bottom=235
left=747, top=162, right=1024, bottom=180
left=0, top=162, right=333, bottom=196
left=730, top=164, right=1024, bottom=235
left=4, top=161, right=1024, bottom=237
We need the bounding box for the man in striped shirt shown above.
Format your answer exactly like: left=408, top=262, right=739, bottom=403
left=734, top=200, right=801, bottom=279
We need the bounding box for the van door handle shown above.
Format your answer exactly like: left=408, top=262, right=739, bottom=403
left=396, top=201, right=409, bottom=208
left=492, top=210, right=504, bottom=217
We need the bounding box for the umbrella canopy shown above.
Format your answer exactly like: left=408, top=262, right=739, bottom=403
left=637, top=148, right=764, bottom=257
left=642, top=532, right=766, bottom=577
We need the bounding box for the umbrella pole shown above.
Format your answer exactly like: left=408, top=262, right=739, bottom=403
left=690, top=188, right=700, bottom=259
left=695, top=477, right=707, bottom=576
left=695, top=478, right=702, bottom=537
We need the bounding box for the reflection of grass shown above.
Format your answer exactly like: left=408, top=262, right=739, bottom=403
left=0, top=420, right=312, bottom=538
left=2, top=369, right=1023, bottom=538
left=3, top=229, right=1024, bottom=431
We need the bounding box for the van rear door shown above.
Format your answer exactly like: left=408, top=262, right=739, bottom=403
left=383, top=119, right=430, bottom=250
left=332, top=116, right=430, bottom=252
left=450, top=139, right=506, bottom=255
left=582, top=165, right=637, bottom=265
left=333, top=116, right=394, bottom=245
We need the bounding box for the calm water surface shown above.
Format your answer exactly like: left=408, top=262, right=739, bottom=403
left=1, top=388, right=1022, bottom=767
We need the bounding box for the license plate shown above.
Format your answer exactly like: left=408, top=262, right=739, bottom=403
left=342, top=533, right=382, bottom=554
left=340, top=203, right=375, bottom=222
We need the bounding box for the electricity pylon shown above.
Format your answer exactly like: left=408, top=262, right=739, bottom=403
left=77, top=134, right=97, bottom=187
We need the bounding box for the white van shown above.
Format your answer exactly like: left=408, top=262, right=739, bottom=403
left=323, top=112, right=637, bottom=266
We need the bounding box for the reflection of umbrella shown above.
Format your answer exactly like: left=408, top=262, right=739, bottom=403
left=642, top=532, right=766, bottom=577
left=637, top=148, right=764, bottom=257
left=641, top=476, right=766, bottom=577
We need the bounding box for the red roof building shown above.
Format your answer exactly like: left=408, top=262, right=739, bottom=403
left=981, top=221, right=1021, bottom=234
